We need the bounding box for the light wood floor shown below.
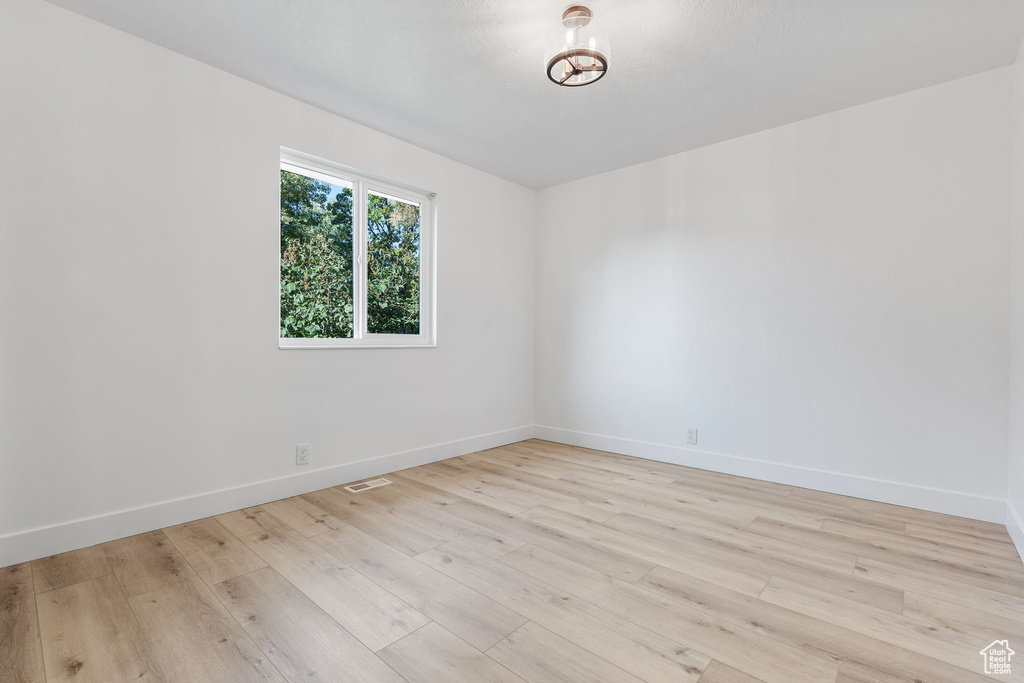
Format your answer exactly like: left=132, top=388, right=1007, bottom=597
left=3, top=439, right=1023, bottom=682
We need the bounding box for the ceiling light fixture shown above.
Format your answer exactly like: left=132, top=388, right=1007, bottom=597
left=546, top=5, right=608, bottom=88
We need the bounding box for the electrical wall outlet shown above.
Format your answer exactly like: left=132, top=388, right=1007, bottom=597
left=685, top=427, right=698, bottom=445
left=295, top=443, right=311, bottom=466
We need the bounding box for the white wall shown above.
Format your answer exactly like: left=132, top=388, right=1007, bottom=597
left=0, top=0, right=535, bottom=566
left=1009, top=42, right=1024, bottom=555
left=2, top=0, right=1020, bottom=567
left=535, top=69, right=1013, bottom=522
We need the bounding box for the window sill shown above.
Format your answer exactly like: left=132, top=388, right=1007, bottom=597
left=279, top=340, right=436, bottom=350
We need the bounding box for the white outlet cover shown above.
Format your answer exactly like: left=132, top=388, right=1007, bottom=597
left=296, top=443, right=311, bottom=465
left=686, top=428, right=698, bottom=445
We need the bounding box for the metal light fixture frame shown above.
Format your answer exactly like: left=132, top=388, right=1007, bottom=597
left=546, top=5, right=608, bottom=87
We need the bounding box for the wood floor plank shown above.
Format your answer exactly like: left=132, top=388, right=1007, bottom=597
left=489, top=444, right=648, bottom=483
left=0, top=563, right=45, bottom=683
left=909, top=514, right=1018, bottom=543
left=606, top=493, right=759, bottom=529
left=524, top=440, right=684, bottom=473
left=216, top=506, right=288, bottom=538
left=625, top=469, right=907, bottom=533
left=487, top=466, right=628, bottom=521
left=379, top=622, right=525, bottom=683
left=443, top=499, right=657, bottom=583
left=762, top=517, right=1024, bottom=600
left=486, top=621, right=645, bottom=683
left=518, top=506, right=770, bottom=596
left=523, top=444, right=682, bottom=484
left=457, top=462, right=622, bottom=522
left=418, top=457, right=477, bottom=477
left=211, top=566, right=405, bottom=683
left=820, top=519, right=1024, bottom=589
left=534, top=443, right=789, bottom=501
left=467, top=448, right=585, bottom=480
left=415, top=462, right=466, bottom=478
left=36, top=573, right=164, bottom=682
left=609, top=506, right=856, bottom=574
left=497, top=544, right=836, bottom=683
left=596, top=510, right=908, bottom=612
left=260, top=497, right=346, bottom=537
left=592, top=474, right=826, bottom=529
left=31, top=545, right=111, bottom=595
left=301, top=486, right=446, bottom=556
left=834, top=668, right=886, bottom=683
left=696, top=660, right=766, bottom=683
left=448, top=472, right=588, bottom=517
left=786, top=488, right=1009, bottom=539
left=398, top=468, right=533, bottom=515
left=639, top=565, right=995, bottom=683
left=662, top=463, right=795, bottom=498
left=103, top=530, right=197, bottom=597
left=901, top=592, right=1024, bottom=644
left=164, top=517, right=268, bottom=585
left=383, top=472, right=467, bottom=508
left=623, top=471, right=797, bottom=509
left=854, top=557, right=1024, bottom=622
left=903, top=522, right=1018, bottom=558
left=758, top=576, right=987, bottom=671
left=239, top=525, right=429, bottom=651
left=605, top=465, right=914, bottom=534
left=347, top=485, right=528, bottom=559
left=770, top=499, right=907, bottom=533
left=128, top=573, right=282, bottom=682
left=418, top=542, right=716, bottom=683
left=312, top=524, right=527, bottom=650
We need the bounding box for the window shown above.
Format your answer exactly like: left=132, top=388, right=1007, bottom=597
left=279, top=149, right=435, bottom=348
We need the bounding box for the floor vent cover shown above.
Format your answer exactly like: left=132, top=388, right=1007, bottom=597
left=344, top=478, right=392, bottom=493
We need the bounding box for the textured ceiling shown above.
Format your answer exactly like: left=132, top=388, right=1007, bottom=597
left=45, top=0, right=1024, bottom=188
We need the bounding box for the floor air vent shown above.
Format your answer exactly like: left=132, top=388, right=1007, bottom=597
left=344, top=478, right=392, bottom=493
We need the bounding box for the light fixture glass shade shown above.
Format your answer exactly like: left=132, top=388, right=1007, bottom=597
left=545, top=6, right=609, bottom=87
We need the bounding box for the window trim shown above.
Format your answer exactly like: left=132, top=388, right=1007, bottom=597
left=279, top=148, right=436, bottom=349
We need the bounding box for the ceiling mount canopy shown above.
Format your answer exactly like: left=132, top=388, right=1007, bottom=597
left=546, top=5, right=608, bottom=88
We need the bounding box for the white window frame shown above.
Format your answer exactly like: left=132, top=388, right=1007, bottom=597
left=279, top=148, right=436, bottom=349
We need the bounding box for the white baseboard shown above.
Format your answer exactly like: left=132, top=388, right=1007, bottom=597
left=4, top=422, right=1015, bottom=568
left=0, top=426, right=534, bottom=568
left=1008, top=501, right=1024, bottom=563
left=534, top=425, right=1007, bottom=524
